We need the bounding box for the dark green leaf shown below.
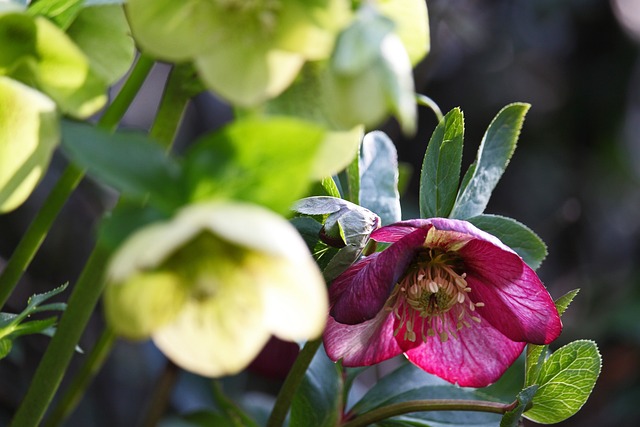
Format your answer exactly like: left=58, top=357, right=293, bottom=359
left=97, top=201, right=168, bottom=252
left=26, top=282, right=68, bottom=312
left=61, top=121, right=183, bottom=212
left=352, top=363, right=503, bottom=427
left=467, top=214, right=547, bottom=270
left=184, top=117, right=325, bottom=215
left=290, top=216, right=323, bottom=252
left=420, top=107, right=464, bottom=219
left=451, top=103, right=530, bottom=219
left=12, top=317, right=57, bottom=337
left=290, top=346, right=342, bottom=427
left=500, top=385, right=538, bottom=427
left=524, top=340, right=601, bottom=424
left=345, top=143, right=360, bottom=204
left=360, top=131, right=402, bottom=225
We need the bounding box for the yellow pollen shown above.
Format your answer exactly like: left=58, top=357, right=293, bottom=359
left=387, top=259, right=485, bottom=344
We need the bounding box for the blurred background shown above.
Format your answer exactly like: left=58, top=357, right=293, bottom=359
left=1, top=0, right=639, bottom=425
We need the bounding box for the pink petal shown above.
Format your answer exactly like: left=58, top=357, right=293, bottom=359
left=330, top=228, right=428, bottom=324
left=460, top=239, right=562, bottom=344
left=323, top=310, right=403, bottom=366
left=403, top=310, right=526, bottom=387
left=371, top=222, right=423, bottom=242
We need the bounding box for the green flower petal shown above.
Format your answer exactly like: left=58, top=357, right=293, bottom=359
left=66, top=4, right=135, bottom=85
left=125, top=0, right=218, bottom=61
left=378, top=0, right=430, bottom=66
left=104, top=271, right=187, bottom=339
left=152, top=281, right=269, bottom=377
left=0, top=76, right=58, bottom=213
left=195, top=45, right=305, bottom=106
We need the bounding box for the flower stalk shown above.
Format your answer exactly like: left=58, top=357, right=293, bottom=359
left=341, top=399, right=518, bottom=427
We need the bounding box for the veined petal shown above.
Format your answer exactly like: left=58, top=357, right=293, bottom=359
left=324, top=309, right=402, bottom=366
left=403, top=310, right=526, bottom=387
left=330, top=227, right=428, bottom=324
left=258, top=254, right=327, bottom=341
left=152, top=282, right=270, bottom=378
left=370, top=222, right=421, bottom=243
left=461, top=239, right=562, bottom=344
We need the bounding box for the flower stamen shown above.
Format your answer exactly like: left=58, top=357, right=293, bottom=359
left=387, top=257, right=485, bottom=343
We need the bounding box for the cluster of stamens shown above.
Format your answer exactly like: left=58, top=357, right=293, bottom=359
left=385, top=251, right=485, bottom=343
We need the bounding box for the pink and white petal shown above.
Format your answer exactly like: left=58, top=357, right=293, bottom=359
left=324, top=310, right=403, bottom=366
left=404, top=311, right=526, bottom=387
left=461, top=239, right=562, bottom=344
left=330, top=227, right=428, bottom=324
left=428, top=218, right=510, bottom=250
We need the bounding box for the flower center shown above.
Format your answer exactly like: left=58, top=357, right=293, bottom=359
left=386, top=254, right=484, bottom=343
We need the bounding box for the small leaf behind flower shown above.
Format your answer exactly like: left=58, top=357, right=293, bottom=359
left=420, top=107, right=464, bottom=219
left=451, top=103, right=530, bottom=219
left=500, top=385, right=538, bottom=427
left=360, top=131, right=401, bottom=225
left=467, top=214, right=547, bottom=270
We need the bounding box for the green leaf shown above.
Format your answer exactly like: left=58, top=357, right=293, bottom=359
left=25, top=282, right=68, bottom=311
left=27, top=0, right=83, bottom=29
left=500, top=385, right=538, bottom=427
left=290, top=346, right=342, bottom=427
left=419, top=107, right=464, bottom=219
left=61, top=120, right=183, bottom=212
left=98, top=202, right=168, bottom=252
left=352, top=363, right=502, bottom=427
left=184, top=117, right=325, bottom=215
left=360, top=131, right=402, bottom=225
left=66, top=4, right=135, bottom=85
left=0, top=338, right=12, bottom=359
left=525, top=289, right=580, bottom=387
left=451, top=103, right=530, bottom=219
left=524, top=340, right=601, bottom=424
left=0, top=76, right=59, bottom=213
left=467, top=214, right=547, bottom=270
left=12, top=317, right=57, bottom=337
left=554, top=288, right=580, bottom=317
left=344, top=143, right=360, bottom=204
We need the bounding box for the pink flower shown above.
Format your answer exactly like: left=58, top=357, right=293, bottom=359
left=323, top=218, right=562, bottom=387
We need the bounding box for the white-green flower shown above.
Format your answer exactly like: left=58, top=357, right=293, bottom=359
left=126, top=0, right=350, bottom=106
left=0, top=76, right=59, bottom=212
left=104, top=201, right=328, bottom=377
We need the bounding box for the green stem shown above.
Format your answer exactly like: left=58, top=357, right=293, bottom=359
left=10, top=246, right=110, bottom=427
left=341, top=399, right=517, bottom=427
left=18, top=57, right=193, bottom=427
left=0, top=54, right=155, bottom=310
left=416, top=94, right=444, bottom=122
left=42, top=328, right=116, bottom=427
left=266, top=338, right=322, bottom=427
left=149, top=63, right=202, bottom=149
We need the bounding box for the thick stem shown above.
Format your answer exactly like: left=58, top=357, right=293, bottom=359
left=265, top=338, right=322, bottom=427
left=138, top=361, right=180, bottom=427
left=341, top=399, right=517, bottom=427
left=10, top=246, right=110, bottom=427
left=0, top=54, right=155, bottom=309
left=42, top=328, right=116, bottom=427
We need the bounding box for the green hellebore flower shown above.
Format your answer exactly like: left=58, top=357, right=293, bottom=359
left=126, top=0, right=350, bottom=106
left=104, top=201, right=328, bottom=377
left=0, top=76, right=59, bottom=212
left=324, top=5, right=417, bottom=134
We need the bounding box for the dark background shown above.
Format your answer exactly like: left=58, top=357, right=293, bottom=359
left=1, top=0, right=639, bottom=425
